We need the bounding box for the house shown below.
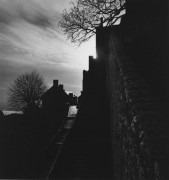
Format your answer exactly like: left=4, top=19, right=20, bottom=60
left=41, top=80, right=69, bottom=115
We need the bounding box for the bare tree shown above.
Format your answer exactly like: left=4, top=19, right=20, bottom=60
left=8, top=71, right=47, bottom=112
left=59, top=0, right=126, bottom=44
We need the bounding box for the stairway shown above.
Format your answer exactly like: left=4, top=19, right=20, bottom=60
left=49, top=135, right=112, bottom=179
left=49, top=88, right=112, bottom=179
left=70, top=138, right=112, bottom=179
left=49, top=102, right=112, bottom=179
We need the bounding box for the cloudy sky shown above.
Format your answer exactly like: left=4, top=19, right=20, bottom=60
left=0, top=0, right=96, bottom=108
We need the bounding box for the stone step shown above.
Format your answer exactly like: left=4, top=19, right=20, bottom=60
left=73, top=164, right=110, bottom=170
left=74, top=159, right=110, bottom=164
left=74, top=153, right=110, bottom=159
left=72, top=170, right=111, bottom=179
left=73, top=168, right=110, bottom=174
left=74, top=149, right=109, bottom=154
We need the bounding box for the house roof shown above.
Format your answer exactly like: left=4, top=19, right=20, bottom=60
left=42, top=84, right=68, bottom=100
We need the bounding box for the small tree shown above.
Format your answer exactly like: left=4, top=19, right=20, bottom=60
left=59, top=0, right=125, bottom=44
left=8, top=71, right=47, bottom=113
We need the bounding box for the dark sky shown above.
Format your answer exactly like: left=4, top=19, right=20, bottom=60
left=0, top=0, right=96, bottom=107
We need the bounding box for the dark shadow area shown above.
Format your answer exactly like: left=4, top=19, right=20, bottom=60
left=49, top=51, right=112, bottom=179
left=0, top=80, right=76, bottom=178
left=0, top=110, right=68, bottom=179
left=0, top=0, right=168, bottom=179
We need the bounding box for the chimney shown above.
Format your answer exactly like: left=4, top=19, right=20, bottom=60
left=69, top=93, right=73, bottom=98
left=59, top=84, right=64, bottom=90
left=53, top=80, right=58, bottom=87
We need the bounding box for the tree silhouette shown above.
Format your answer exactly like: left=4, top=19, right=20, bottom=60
left=8, top=71, right=47, bottom=113
left=59, top=0, right=125, bottom=44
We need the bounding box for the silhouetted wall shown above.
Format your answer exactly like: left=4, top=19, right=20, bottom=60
left=82, top=55, right=106, bottom=104
left=79, top=0, right=169, bottom=178
left=108, top=33, right=168, bottom=179
left=96, top=0, right=169, bottom=179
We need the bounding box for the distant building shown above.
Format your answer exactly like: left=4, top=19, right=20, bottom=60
left=0, top=111, right=4, bottom=119
left=41, top=80, right=69, bottom=114
left=77, top=91, right=83, bottom=108
left=81, top=54, right=106, bottom=105
left=68, top=93, right=78, bottom=105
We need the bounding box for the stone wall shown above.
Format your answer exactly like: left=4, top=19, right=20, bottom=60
left=107, top=29, right=169, bottom=180
left=94, top=1, right=169, bottom=178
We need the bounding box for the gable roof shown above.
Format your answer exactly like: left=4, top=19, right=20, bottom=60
left=42, top=84, right=68, bottom=100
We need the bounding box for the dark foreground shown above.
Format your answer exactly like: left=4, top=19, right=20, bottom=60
left=49, top=96, right=113, bottom=179
left=0, top=111, right=68, bottom=179
left=0, top=100, right=112, bottom=179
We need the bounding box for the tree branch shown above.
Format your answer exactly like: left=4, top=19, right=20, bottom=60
left=59, top=0, right=126, bottom=44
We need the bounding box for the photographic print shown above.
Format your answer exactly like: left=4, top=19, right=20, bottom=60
left=0, top=0, right=168, bottom=179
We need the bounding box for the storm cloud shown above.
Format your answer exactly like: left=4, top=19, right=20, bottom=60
left=0, top=0, right=95, bottom=109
